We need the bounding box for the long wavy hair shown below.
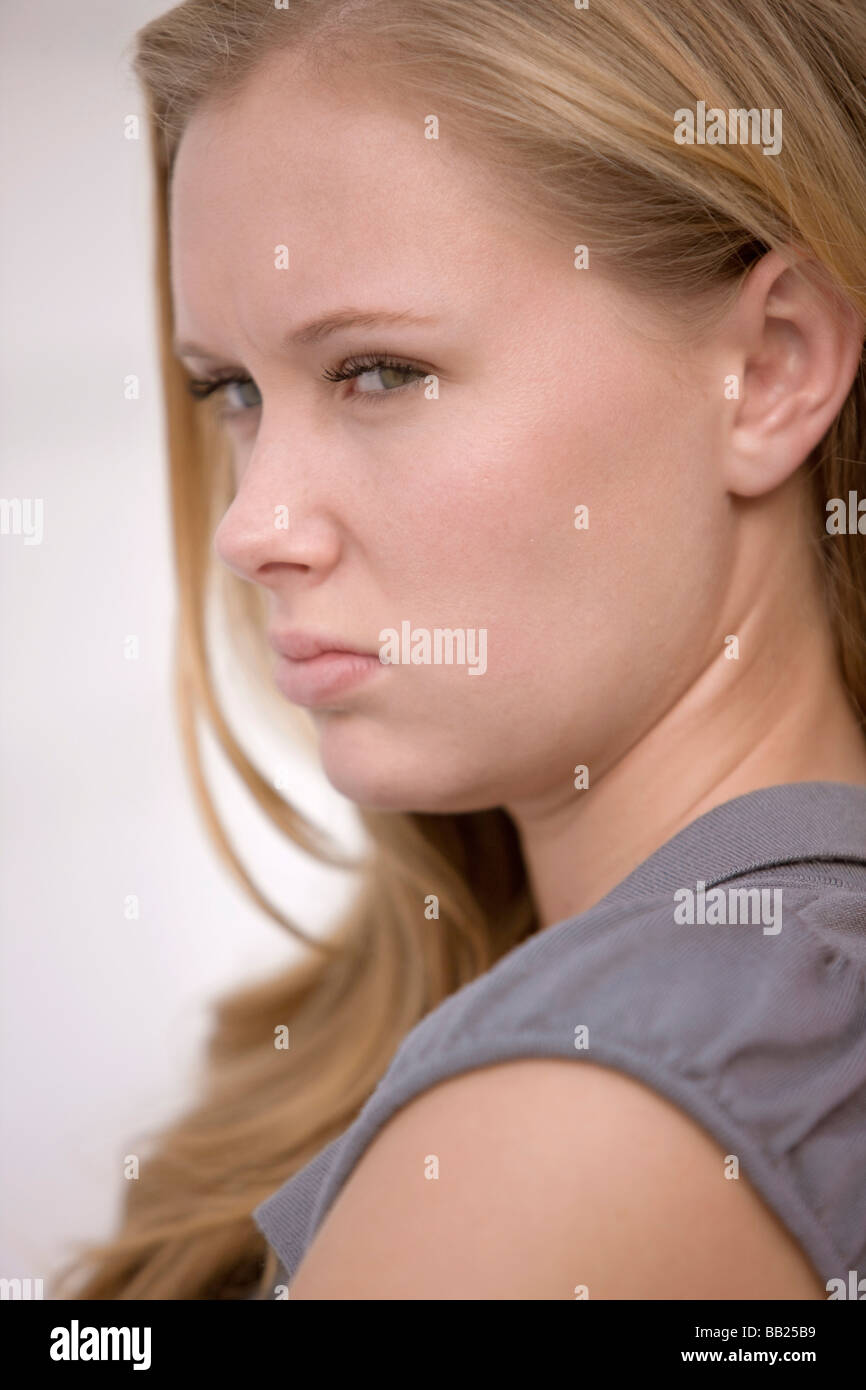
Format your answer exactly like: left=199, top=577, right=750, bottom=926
left=55, top=0, right=866, bottom=1298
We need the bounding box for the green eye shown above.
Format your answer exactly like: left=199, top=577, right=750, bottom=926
left=356, top=364, right=418, bottom=392
left=321, top=355, right=428, bottom=398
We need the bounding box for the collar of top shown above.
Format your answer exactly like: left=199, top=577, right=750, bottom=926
left=601, top=780, right=866, bottom=907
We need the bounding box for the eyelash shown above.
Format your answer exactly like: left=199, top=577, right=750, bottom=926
left=186, top=353, right=428, bottom=411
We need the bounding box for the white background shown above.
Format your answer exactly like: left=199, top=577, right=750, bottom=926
left=0, top=0, right=364, bottom=1288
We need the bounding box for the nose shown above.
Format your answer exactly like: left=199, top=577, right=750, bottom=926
left=212, top=436, right=342, bottom=589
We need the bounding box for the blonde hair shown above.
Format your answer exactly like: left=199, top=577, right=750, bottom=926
left=56, top=0, right=866, bottom=1298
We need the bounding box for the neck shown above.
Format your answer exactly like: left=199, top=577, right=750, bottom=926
left=508, top=553, right=866, bottom=931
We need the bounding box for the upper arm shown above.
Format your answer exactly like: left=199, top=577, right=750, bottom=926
left=288, top=1058, right=827, bottom=1300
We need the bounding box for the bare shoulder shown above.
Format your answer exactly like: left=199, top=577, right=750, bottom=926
left=289, top=1058, right=826, bottom=1300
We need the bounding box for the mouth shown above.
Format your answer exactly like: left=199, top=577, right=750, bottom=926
left=267, top=629, right=383, bottom=708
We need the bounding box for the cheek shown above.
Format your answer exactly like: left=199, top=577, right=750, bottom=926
left=368, top=346, right=713, bottom=671
left=310, top=321, right=726, bottom=811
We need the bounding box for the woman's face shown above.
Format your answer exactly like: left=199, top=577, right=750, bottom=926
left=170, top=51, right=737, bottom=815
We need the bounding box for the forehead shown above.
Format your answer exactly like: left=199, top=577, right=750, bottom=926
left=168, top=49, right=539, bottom=352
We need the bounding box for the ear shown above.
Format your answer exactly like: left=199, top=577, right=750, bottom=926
left=724, top=249, right=865, bottom=498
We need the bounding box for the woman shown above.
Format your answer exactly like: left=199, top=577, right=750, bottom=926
left=59, top=0, right=866, bottom=1299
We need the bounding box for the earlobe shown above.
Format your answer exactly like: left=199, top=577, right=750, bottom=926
left=723, top=251, right=865, bottom=499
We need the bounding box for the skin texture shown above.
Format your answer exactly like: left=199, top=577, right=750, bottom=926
left=287, top=1060, right=827, bottom=1301
left=169, top=49, right=866, bottom=1297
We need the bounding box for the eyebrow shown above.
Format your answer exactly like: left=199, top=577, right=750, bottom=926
left=173, top=308, right=438, bottom=362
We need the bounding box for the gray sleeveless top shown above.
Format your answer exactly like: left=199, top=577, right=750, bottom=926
left=253, top=780, right=866, bottom=1292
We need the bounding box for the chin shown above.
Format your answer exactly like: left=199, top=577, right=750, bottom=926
left=316, top=714, right=494, bottom=815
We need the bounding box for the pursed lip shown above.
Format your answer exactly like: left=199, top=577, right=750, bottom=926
left=267, top=629, right=378, bottom=662
left=267, top=628, right=383, bottom=707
